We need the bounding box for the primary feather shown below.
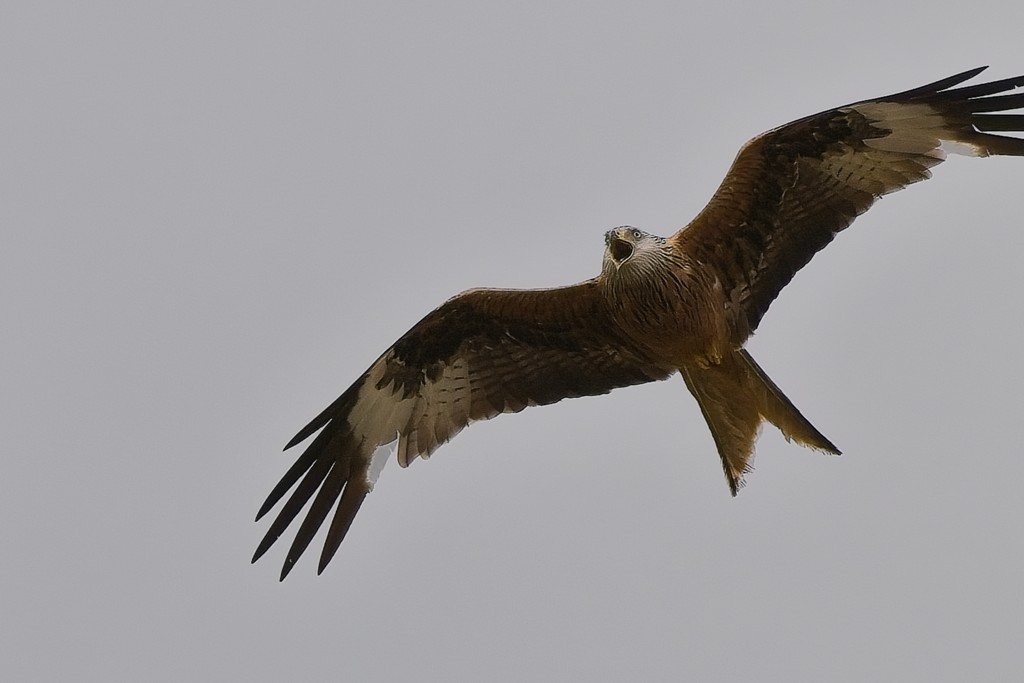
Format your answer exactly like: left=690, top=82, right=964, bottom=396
left=255, top=67, right=1024, bottom=579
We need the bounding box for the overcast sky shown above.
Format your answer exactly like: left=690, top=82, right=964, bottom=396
left=3, top=2, right=1023, bottom=681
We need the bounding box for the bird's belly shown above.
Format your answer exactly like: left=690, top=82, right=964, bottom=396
left=616, top=296, right=731, bottom=369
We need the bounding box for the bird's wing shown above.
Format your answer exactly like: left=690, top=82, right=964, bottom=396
left=253, top=280, right=672, bottom=579
left=672, top=67, right=1024, bottom=339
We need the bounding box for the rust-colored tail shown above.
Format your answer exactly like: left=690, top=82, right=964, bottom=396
left=681, top=349, right=839, bottom=495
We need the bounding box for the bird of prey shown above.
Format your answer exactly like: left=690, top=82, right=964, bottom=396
left=254, top=67, right=1024, bottom=579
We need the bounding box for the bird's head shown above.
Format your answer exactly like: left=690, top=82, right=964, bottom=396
left=602, top=226, right=668, bottom=279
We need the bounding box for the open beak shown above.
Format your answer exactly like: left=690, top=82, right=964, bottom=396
left=606, top=235, right=634, bottom=263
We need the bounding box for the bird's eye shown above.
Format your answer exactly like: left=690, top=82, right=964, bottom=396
left=632, top=229, right=642, bottom=239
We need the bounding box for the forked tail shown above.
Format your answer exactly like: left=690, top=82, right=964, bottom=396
left=681, top=349, right=839, bottom=495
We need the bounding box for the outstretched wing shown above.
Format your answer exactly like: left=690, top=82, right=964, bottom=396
left=673, top=67, right=1024, bottom=340
left=253, top=281, right=671, bottom=579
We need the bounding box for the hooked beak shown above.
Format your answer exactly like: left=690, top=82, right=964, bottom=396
left=605, top=230, right=634, bottom=264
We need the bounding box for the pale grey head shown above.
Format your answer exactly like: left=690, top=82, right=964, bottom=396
left=602, top=226, right=670, bottom=280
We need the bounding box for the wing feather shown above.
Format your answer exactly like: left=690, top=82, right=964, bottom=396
left=257, top=67, right=1024, bottom=578
left=673, top=67, right=1024, bottom=338
left=254, top=280, right=671, bottom=578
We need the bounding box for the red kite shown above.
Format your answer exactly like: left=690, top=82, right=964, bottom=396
left=254, top=67, right=1024, bottom=579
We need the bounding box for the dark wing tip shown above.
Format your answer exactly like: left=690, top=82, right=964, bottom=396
left=254, top=429, right=332, bottom=522
left=270, top=461, right=350, bottom=578
left=254, top=496, right=278, bottom=523
left=255, top=379, right=371, bottom=576
left=284, top=420, right=323, bottom=451
left=317, top=478, right=370, bottom=574
left=279, top=558, right=296, bottom=582
left=283, top=385, right=360, bottom=451
left=252, top=537, right=274, bottom=565
left=880, top=66, right=988, bottom=101
left=253, top=418, right=371, bottom=579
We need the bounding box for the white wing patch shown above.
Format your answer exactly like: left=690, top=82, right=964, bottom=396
left=938, top=139, right=986, bottom=157
left=854, top=101, right=985, bottom=158
left=396, top=357, right=494, bottom=467
left=366, top=440, right=396, bottom=489
left=345, top=357, right=412, bottom=488
left=345, top=353, right=502, bottom=480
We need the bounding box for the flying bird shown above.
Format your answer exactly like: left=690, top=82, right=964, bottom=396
left=254, top=67, right=1024, bottom=579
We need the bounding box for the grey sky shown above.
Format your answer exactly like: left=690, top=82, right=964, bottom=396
left=3, top=2, right=1023, bottom=681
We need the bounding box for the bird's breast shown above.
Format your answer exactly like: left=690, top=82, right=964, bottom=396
left=606, top=263, right=731, bottom=368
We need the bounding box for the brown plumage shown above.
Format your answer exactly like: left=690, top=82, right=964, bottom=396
left=254, top=67, right=1024, bottom=579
